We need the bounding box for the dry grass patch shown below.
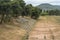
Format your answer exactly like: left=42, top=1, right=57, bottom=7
left=0, top=24, right=27, bottom=40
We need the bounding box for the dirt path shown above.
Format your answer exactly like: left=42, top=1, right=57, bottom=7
left=28, top=17, right=60, bottom=40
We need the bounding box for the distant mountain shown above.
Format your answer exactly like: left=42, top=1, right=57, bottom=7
left=37, top=3, right=60, bottom=10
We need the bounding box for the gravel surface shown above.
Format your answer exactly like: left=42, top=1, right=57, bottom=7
left=16, top=17, right=36, bottom=32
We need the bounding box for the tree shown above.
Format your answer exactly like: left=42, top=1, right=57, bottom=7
left=25, top=4, right=42, bottom=19
left=0, top=0, right=11, bottom=23
left=11, top=0, right=26, bottom=17
left=25, top=4, right=33, bottom=17
left=0, top=0, right=26, bottom=23
left=31, top=7, right=42, bottom=19
left=48, top=9, right=60, bottom=16
left=0, top=0, right=42, bottom=24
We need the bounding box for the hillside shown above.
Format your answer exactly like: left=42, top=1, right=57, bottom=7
left=37, top=3, right=60, bottom=10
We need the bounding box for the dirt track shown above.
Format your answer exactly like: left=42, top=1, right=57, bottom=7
left=28, top=17, right=60, bottom=40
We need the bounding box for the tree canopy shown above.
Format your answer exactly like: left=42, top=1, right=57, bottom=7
left=0, top=0, right=42, bottom=24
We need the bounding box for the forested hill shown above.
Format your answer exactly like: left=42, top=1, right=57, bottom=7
left=37, top=3, right=60, bottom=10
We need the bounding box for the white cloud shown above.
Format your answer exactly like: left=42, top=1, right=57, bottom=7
left=24, top=0, right=60, bottom=6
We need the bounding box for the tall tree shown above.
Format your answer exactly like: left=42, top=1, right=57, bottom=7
left=0, top=0, right=11, bottom=23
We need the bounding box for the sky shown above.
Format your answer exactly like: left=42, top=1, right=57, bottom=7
left=24, top=0, right=60, bottom=6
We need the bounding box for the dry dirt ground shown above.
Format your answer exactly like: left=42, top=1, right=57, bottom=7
left=28, top=16, right=60, bottom=40
left=0, top=17, right=36, bottom=40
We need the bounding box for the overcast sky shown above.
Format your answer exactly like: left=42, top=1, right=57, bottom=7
left=24, top=0, right=60, bottom=6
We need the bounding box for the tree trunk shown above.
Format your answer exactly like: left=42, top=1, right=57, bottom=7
left=0, top=13, right=5, bottom=24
